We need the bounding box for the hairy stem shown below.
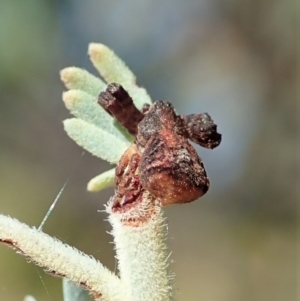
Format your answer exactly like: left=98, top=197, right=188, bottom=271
left=0, top=214, right=127, bottom=301
left=107, top=192, right=173, bottom=301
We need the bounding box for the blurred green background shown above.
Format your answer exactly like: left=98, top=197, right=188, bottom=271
left=0, top=1, right=297, bottom=300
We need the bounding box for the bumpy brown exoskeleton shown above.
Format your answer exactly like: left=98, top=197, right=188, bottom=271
left=98, top=83, right=221, bottom=207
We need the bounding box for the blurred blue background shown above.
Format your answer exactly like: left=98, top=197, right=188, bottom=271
left=0, top=1, right=296, bottom=300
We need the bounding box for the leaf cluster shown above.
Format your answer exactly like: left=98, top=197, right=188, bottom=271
left=61, top=43, right=152, bottom=192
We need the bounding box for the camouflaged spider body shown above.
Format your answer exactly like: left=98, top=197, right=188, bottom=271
left=98, top=83, right=221, bottom=207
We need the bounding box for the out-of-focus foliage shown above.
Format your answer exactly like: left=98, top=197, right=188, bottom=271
left=62, top=279, right=89, bottom=301
left=0, top=1, right=296, bottom=301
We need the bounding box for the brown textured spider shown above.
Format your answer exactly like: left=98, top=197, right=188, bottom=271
left=98, top=83, right=221, bottom=208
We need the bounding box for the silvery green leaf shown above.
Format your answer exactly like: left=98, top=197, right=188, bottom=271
left=88, top=43, right=152, bottom=109
left=24, top=296, right=37, bottom=301
left=60, top=67, right=106, bottom=97
left=88, top=43, right=135, bottom=85
left=124, top=84, right=152, bottom=110
left=63, top=90, right=129, bottom=142
left=87, top=168, right=115, bottom=192
left=64, top=118, right=129, bottom=163
left=62, top=279, right=89, bottom=301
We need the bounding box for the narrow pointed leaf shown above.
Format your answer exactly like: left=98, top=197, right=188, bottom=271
left=60, top=67, right=106, bottom=97
left=87, top=168, right=115, bottom=192
left=64, top=118, right=129, bottom=163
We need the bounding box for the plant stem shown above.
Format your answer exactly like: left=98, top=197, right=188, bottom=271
left=107, top=191, right=173, bottom=301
